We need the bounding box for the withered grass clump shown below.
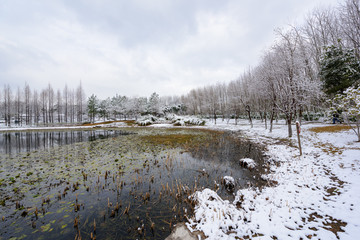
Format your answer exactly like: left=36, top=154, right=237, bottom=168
left=309, top=125, right=351, bottom=133
left=81, top=120, right=135, bottom=126
left=139, top=134, right=196, bottom=148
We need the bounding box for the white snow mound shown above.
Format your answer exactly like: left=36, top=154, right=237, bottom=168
left=239, top=158, right=257, bottom=170
left=187, top=189, right=245, bottom=239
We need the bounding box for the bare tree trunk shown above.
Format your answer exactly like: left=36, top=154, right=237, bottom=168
left=63, top=85, right=68, bottom=123
left=286, top=113, right=293, bottom=138
left=57, top=90, right=62, bottom=123
left=4, top=85, right=12, bottom=127
left=24, top=83, right=31, bottom=125
left=264, top=111, right=267, bottom=129
left=270, top=110, right=274, bottom=133
left=246, top=105, right=253, bottom=128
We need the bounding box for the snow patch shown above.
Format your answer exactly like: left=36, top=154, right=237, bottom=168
left=239, top=158, right=257, bottom=170
left=187, top=189, right=246, bottom=239
left=222, top=176, right=235, bottom=191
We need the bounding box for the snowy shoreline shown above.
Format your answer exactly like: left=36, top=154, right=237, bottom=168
left=1, top=120, right=359, bottom=239
left=185, top=120, right=360, bottom=240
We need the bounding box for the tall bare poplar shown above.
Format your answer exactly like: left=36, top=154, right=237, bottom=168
left=24, top=83, right=31, bottom=124
left=56, top=89, right=62, bottom=123
left=76, top=81, right=85, bottom=122
left=63, top=85, right=69, bottom=123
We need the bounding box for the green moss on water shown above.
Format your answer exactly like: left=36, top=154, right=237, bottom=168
left=9, top=177, right=16, bottom=184
left=40, top=223, right=51, bottom=232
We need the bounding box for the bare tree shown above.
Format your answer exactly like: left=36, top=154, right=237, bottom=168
left=47, top=84, right=54, bottom=124
left=3, top=85, right=12, bottom=126
left=33, top=90, right=40, bottom=125
left=40, top=89, right=48, bottom=125
left=76, top=81, right=85, bottom=122
left=56, top=89, right=62, bottom=123
left=14, top=87, right=23, bottom=125
left=339, top=0, right=360, bottom=57
left=63, top=85, right=69, bottom=123
left=24, top=83, right=31, bottom=125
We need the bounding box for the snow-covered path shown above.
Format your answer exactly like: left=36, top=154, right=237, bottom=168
left=187, top=120, right=360, bottom=240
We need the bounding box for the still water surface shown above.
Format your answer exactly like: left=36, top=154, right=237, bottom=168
left=0, top=128, right=266, bottom=240
left=0, top=130, right=132, bottom=155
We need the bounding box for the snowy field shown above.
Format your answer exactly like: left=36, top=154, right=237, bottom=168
left=185, top=119, right=360, bottom=240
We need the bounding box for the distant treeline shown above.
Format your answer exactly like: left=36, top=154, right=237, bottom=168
left=1, top=83, right=85, bottom=126
left=0, top=83, right=183, bottom=126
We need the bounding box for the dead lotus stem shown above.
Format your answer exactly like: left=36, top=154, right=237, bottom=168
left=110, top=210, right=115, bottom=218
left=115, top=202, right=119, bottom=212
left=124, top=204, right=130, bottom=215
left=74, top=216, right=79, bottom=228
left=151, top=221, right=155, bottom=231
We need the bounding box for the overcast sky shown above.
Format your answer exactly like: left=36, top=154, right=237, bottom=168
left=0, top=0, right=339, bottom=99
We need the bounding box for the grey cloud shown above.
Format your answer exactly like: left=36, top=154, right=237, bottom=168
left=0, top=0, right=339, bottom=98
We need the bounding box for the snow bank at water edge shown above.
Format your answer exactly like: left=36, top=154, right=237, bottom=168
left=187, top=120, right=360, bottom=239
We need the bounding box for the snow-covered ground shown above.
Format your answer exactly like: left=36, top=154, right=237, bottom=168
left=186, top=119, right=360, bottom=240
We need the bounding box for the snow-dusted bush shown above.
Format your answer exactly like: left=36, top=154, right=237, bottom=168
left=135, top=115, right=158, bottom=126
left=222, top=176, right=235, bottom=191
left=239, top=158, right=257, bottom=170
left=168, top=114, right=206, bottom=126
left=331, top=86, right=360, bottom=141
left=136, top=114, right=206, bottom=127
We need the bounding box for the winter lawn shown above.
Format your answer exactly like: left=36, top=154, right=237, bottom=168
left=186, top=120, right=360, bottom=240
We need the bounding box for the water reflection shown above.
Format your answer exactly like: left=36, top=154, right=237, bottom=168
left=0, top=130, right=132, bottom=155
left=0, top=129, right=267, bottom=240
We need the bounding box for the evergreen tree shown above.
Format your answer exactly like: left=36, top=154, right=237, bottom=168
left=320, top=44, right=360, bottom=95
left=87, top=94, right=98, bottom=123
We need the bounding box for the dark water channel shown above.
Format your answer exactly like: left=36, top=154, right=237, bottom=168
left=0, top=128, right=267, bottom=240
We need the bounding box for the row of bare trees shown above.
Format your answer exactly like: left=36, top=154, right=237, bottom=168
left=181, top=0, right=360, bottom=137
left=1, top=82, right=85, bottom=126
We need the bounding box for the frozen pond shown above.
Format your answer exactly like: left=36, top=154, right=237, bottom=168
left=0, top=127, right=267, bottom=240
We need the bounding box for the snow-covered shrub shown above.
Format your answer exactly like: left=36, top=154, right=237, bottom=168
left=222, top=176, right=235, bottom=191
left=331, top=86, right=360, bottom=141
left=167, top=114, right=206, bottom=126
left=183, top=117, right=206, bottom=126
left=136, top=115, right=158, bottom=126
left=239, top=158, right=257, bottom=170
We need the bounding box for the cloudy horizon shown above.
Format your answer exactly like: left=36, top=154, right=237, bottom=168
left=0, top=0, right=339, bottom=99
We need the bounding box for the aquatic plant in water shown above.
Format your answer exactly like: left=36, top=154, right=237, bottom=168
left=0, top=128, right=267, bottom=240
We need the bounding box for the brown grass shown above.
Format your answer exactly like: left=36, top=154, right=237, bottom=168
left=308, top=125, right=351, bottom=133
left=139, top=134, right=196, bottom=147
left=313, top=142, right=344, bottom=155
left=81, top=120, right=135, bottom=126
